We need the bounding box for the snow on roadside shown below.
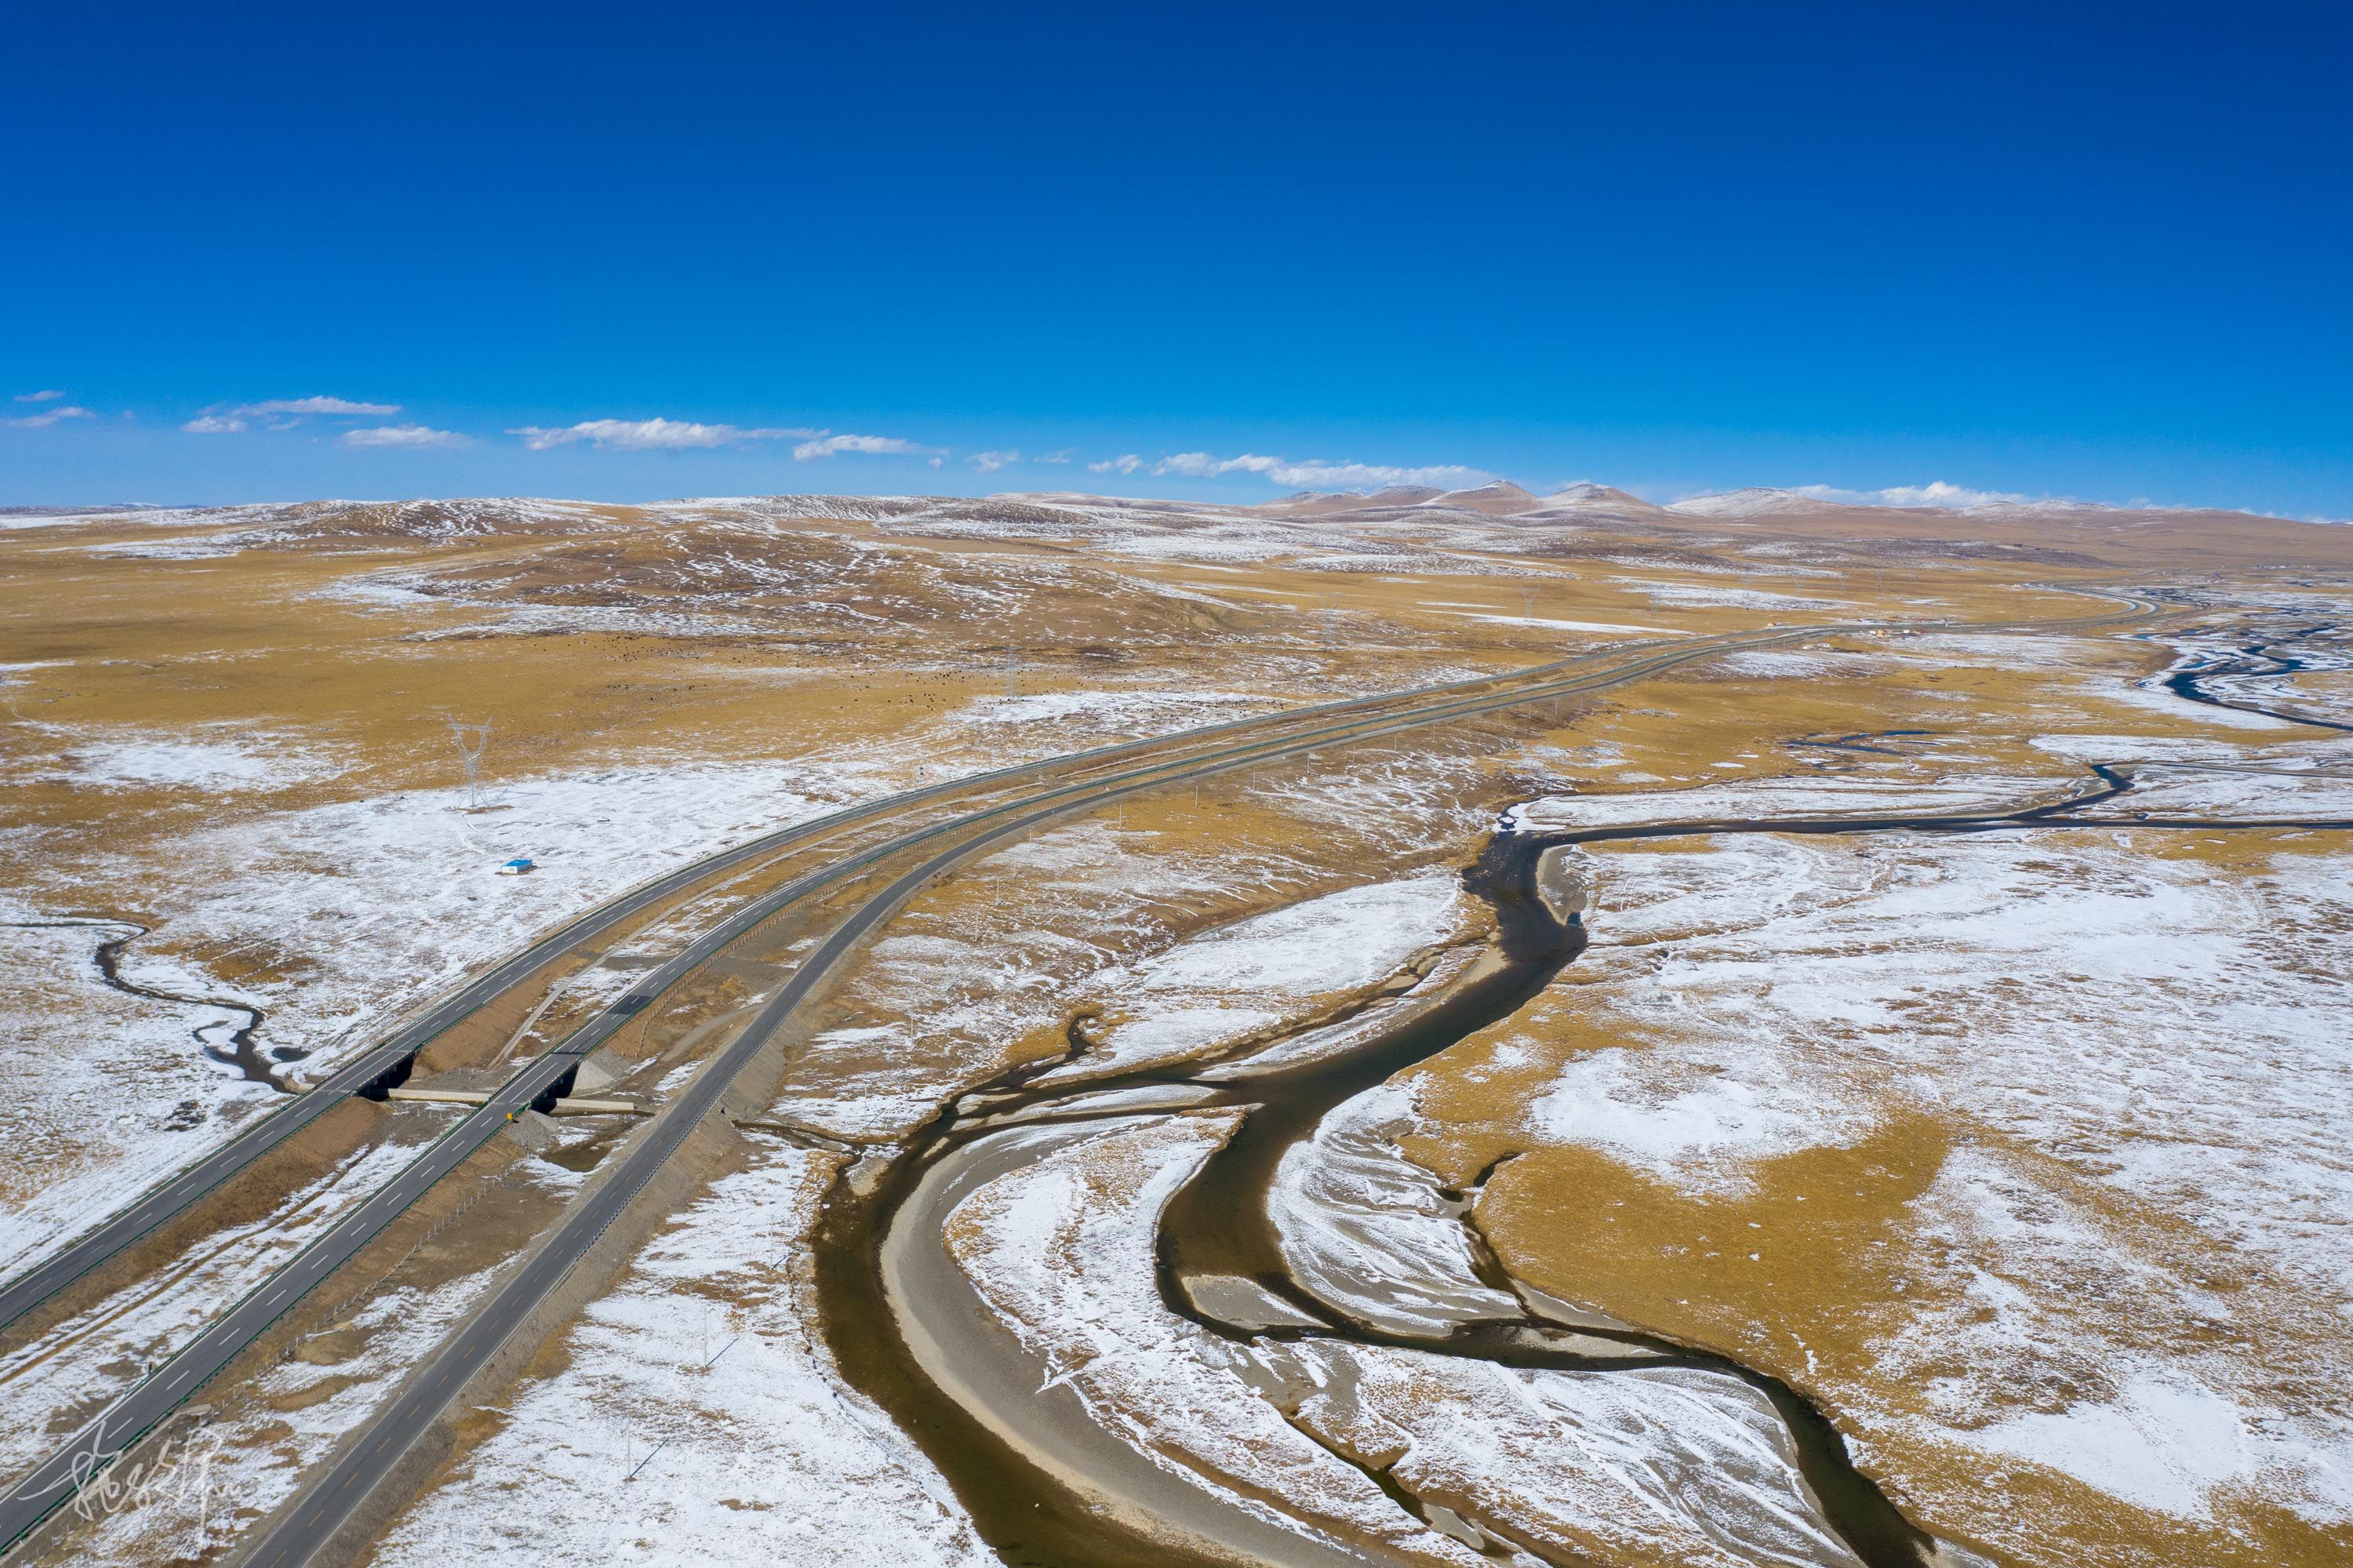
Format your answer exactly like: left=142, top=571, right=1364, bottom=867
left=776, top=820, right=1330, bottom=1141
left=0, top=755, right=903, bottom=1275
left=1707, top=649, right=1885, bottom=679
left=0, top=918, right=278, bottom=1277
left=0, top=1131, right=438, bottom=1479
left=61, top=1265, right=515, bottom=1566
left=1245, top=751, right=1499, bottom=852
left=1429, top=610, right=1671, bottom=635
left=370, top=1145, right=987, bottom=1567
left=950, top=687, right=1271, bottom=734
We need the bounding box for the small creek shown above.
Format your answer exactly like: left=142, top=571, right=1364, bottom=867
left=2, top=918, right=289, bottom=1091
left=2145, top=617, right=2353, bottom=733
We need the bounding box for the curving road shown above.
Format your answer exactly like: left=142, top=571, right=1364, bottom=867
left=0, top=618, right=1908, bottom=1339
left=227, top=624, right=1920, bottom=1566
left=0, top=600, right=2155, bottom=1560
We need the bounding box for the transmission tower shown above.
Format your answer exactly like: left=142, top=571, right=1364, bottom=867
left=448, top=719, right=493, bottom=811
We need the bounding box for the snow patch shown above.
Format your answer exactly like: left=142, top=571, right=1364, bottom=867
left=373, top=1146, right=987, bottom=1566
left=1044, top=871, right=1467, bottom=1082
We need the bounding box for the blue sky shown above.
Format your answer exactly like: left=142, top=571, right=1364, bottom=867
left=5, top=2, right=2349, bottom=517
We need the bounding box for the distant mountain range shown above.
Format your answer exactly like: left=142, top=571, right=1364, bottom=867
left=1222, top=476, right=2350, bottom=572
left=1262, top=478, right=2339, bottom=526
left=21, top=481, right=2342, bottom=573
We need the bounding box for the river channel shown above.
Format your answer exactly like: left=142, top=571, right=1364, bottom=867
left=805, top=610, right=2353, bottom=1568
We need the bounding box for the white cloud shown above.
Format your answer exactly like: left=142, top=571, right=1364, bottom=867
left=1793, top=479, right=2032, bottom=509
left=1147, top=452, right=1486, bottom=491
left=791, top=432, right=929, bottom=461
left=1039, top=449, right=1073, bottom=464
left=968, top=449, right=1020, bottom=473
left=245, top=395, right=401, bottom=417
left=340, top=424, right=467, bottom=450
left=179, top=395, right=402, bottom=434
left=508, top=418, right=817, bottom=453
left=5, top=404, right=95, bottom=429
left=1088, top=453, right=1144, bottom=475
left=1272, top=460, right=1487, bottom=489
left=14, top=389, right=66, bottom=403
left=507, top=419, right=926, bottom=458
left=1152, top=451, right=1272, bottom=479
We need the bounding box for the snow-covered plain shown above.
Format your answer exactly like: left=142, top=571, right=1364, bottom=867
left=2106, top=679, right=2304, bottom=730
left=0, top=755, right=899, bottom=1274
left=947, top=1111, right=1875, bottom=1566
left=1488, top=824, right=2353, bottom=1541
left=948, top=686, right=1269, bottom=734
left=0, top=918, right=280, bottom=1275
left=1264, top=1341, right=1872, bottom=1568
left=371, top=1147, right=988, bottom=1567
left=1242, top=747, right=1503, bottom=850
left=0, top=669, right=1384, bottom=1272
left=943, top=1111, right=1488, bottom=1565
left=1616, top=580, right=1845, bottom=612
left=1707, top=648, right=1889, bottom=680
left=58, top=731, right=351, bottom=792
left=15, top=497, right=2346, bottom=1566
left=1503, top=772, right=2080, bottom=833
left=778, top=819, right=1371, bottom=1140
left=2104, top=761, right=2353, bottom=818
left=1430, top=609, right=1672, bottom=635
left=1035, top=869, right=1469, bottom=1083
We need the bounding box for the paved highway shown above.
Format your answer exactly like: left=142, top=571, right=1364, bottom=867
left=1, top=603, right=2153, bottom=1558
left=0, top=631, right=1713, bottom=1337
left=233, top=613, right=2159, bottom=1567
